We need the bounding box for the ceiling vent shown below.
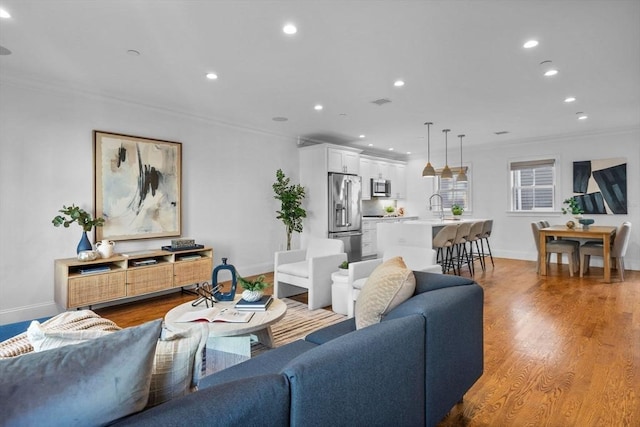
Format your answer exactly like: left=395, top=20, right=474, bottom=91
left=371, top=98, right=392, bottom=106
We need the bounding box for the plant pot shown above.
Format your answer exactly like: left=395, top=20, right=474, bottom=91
left=242, top=290, right=263, bottom=302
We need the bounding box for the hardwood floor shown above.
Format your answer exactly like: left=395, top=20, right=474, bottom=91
left=95, top=259, right=639, bottom=426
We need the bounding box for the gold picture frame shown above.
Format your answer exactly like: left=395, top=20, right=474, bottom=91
left=94, top=130, right=182, bottom=241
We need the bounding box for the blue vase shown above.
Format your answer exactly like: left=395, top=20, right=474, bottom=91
left=77, top=231, right=92, bottom=254
left=212, top=258, right=237, bottom=301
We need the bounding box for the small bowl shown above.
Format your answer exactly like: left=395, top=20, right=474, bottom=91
left=77, top=250, right=99, bottom=262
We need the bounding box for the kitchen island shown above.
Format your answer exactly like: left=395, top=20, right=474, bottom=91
left=377, top=218, right=489, bottom=257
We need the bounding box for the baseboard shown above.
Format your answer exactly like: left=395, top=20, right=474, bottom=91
left=0, top=301, right=60, bottom=326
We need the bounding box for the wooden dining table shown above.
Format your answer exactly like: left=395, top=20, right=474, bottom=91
left=539, top=225, right=617, bottom=282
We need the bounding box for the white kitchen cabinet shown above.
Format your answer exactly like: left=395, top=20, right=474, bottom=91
left=362, top=219, right=379, bottom=257
left=328, top=148, right=360, bottom=174
left=370, top=160, right=389, bottom=180
left=389, top=163, right=407, bottom=199
left=360, top=158, right=372, bottom=200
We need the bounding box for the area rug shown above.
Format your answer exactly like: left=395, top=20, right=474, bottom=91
left=251, top=298, right=347, bottom=356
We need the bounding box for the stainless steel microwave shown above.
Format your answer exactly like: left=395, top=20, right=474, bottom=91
left=371, top=178, right=391, bottom=197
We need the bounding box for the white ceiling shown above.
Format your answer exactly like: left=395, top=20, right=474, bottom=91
left=1, top=0, right=639, bottom=159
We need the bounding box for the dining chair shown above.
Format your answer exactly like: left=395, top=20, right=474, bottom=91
left=531, top=221, right=580, bottom=277
left=580, top=221, right=632, bottom=281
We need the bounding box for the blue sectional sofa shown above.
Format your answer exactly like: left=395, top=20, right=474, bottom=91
left=114, top=272, right=484, bottom=427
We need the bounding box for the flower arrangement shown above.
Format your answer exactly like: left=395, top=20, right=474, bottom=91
left=561, top=197, right=584, bottom=215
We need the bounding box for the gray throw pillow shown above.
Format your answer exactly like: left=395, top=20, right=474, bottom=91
left=0, top=319, right=162, bottom=426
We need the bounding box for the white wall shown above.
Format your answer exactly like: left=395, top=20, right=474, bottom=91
left=404, top=128, right=640, bottom=270
left=0, top=78, right=299, bottom=324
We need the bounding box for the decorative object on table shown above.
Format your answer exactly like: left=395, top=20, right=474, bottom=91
left=273, top=169, right=306, bottom=250
left=578, top=218, right=595, bottom=230
left=338, top=261, right=349, bottom=275
left=451, top=204, right=464, bottom=217
left=191, top=282, right=221, bottom=308
left=52, top=204, right=105, bottom=253
left=565, top=220, right=576, bottom=230
left=384, top=205, right=395, bottom=215
left=561, top=197, right=584, bottom=216
left=94, top=131, right=182, bottom=241
left=397, top=207, right=405, bottom=216
left=77, top=250, right=99, bottom=262
left=572, top=158, right=627, bottom=214
left=237, top=274, right=271, bottom=302
left=211, top=258, right=237, bottom=301
left=96, top=240, right=115, bottom=258
left=235, top=295, right=274, bottom=311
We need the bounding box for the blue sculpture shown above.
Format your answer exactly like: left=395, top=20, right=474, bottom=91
left=211, top=258, right=237, bottom=301
left=578, top=218, right=595, bottom=230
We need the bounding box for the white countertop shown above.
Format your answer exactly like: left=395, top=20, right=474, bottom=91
left=363, top=216, right=418, bottom=221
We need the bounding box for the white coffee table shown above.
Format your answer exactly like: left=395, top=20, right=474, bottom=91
left=165, top=296, right=287, bottom=374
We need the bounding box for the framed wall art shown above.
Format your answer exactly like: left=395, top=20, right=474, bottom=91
left=94, top=131, right=182, bottom=241
left=572, top=157, right=627, bottom=215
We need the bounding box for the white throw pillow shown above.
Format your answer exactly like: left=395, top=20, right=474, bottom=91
left=355, top=256, right=416, bottom=329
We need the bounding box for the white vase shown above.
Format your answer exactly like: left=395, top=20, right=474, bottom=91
left=96, top=240, right=115, bottom=258
left=242, top=290, right=263, bottom=302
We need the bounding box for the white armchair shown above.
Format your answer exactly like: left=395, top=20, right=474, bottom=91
left=347, top=246, right=441, bottom=318
left=274, top=238, right=347, bottom=310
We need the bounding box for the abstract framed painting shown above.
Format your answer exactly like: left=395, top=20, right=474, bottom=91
left=572, top=157, right=627, bottom=215
left=94, top=131, right=182, bottom=241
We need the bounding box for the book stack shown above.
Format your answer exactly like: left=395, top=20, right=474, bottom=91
left=234, top=295, right=273, bottom=311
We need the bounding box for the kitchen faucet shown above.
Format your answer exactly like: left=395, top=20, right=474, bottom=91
left=428, top=193, right=445, bottom=221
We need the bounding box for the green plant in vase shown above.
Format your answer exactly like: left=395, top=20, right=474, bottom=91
left=273, top=169, right=307, bottom=250
left=451, top=204, right=464, bottom=216
left=52, top=204, right=105, bottom=253
left=237, top=274, right=271, bottom=302
left=561, top=197, right=584, bottom=216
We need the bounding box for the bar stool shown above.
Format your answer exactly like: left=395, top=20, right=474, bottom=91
left=432, top=224, right=459, bottom=274
left=468, top=221, right=486, bottom=273
left=452, top=222, right=473, bottom=275
left=479, top=220, right=495, bottom=268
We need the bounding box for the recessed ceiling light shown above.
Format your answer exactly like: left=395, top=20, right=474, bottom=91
left=368, top=143, right=373, bottom=147
left=523, top=40, right=539, bottom=48
left=314, top=104, right=323, bottom=111
left=393, top=80, right=405, bottom=87
left=359, top=135, right=365, bottom=138
left=544, top=69, right=558, bottom=77
left=0, top=9, right=11, bottom=19
left=283, top=23, right=297, bottom=35
left=206, top=72, right=218, bottom=80
left=388, top=148, right=394, bottom=151
left=564, top=96, right=576, bottom=103
left=576, top=112, right=588, bottom=120
left=406, top=152, right=412, bottom=155
left=126, top=49, right=140, bottom=56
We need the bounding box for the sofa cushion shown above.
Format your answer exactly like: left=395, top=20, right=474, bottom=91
left=26, top=316, right=207, bottom=409
left=305, top=317, right=356, bottom=345
left=284, top=315, right=426, bottom=426
left=0, top=319, right=162, bottom=427
left=112, top=374, right=291, bottom=427
left=355, top=256, right=416, bottom=329
left=199, top=339, right=318, bottom=389
left=276, top=260, right=309, bottom=278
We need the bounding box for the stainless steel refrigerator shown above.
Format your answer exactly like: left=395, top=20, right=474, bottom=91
left=328, top=172, right=362, bottom=262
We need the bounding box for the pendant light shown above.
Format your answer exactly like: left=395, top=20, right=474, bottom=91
left=421, top=122, right=436, bottom=177
left=457, top=134, right=468, bottom=182
left=441, top=129, right=453, bottom=179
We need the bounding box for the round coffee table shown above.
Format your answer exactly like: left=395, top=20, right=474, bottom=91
left=165, top=296, right=287, bottom=374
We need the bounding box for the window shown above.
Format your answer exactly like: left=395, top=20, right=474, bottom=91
left=437, top=167, right=470, bottom=210
left=510, top=159, right=555, bottom=211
